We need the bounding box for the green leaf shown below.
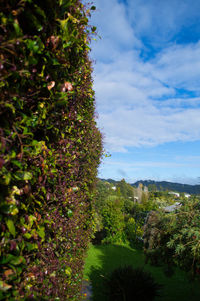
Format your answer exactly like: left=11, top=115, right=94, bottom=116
left=37, top=226, right=45, bottom=240
left=23, top=233, right=32, bottom=239
left=10, top=207, right=19, bottom=216
left=0, top=280, right=12, bottom=292
left=11, top=160, right=23, bottom=168
left=10, top=256, right=25, bottom=266
left=0, top=254, right=25, bottom=266
left=6, top=219, right=16, bottom=237
left=57, top=18, right=68, bottom=30
left=13, top=20, right=22, bottom=36
left=23, top=172, right=32, bottom=180
left=5, top=103, right=15, bottom=114
left=26, top=242, right=38, bottom=251
left=65, top=266, right=72, bottom=276
left=0, top=254, right=15, bottom=264
left=67, top=209, right=73, bottom=217
left=14, top=171, right=32, bottom=180
left=26, top=39, right=39, bottom=53
left=0, top=81, right=5, bottom=88
left=28, top=215, right=36, bottom=228
left=50, top=271, right=56, bottom=277
left=3, top=173, right=11, bottom=185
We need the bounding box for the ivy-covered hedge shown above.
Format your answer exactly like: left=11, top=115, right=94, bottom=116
left=0, top=0, right=102, bottom=300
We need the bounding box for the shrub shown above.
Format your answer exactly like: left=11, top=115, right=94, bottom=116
left=106, top=265, right=161, bottom=301
left=125, top=217, right=143, bottom=244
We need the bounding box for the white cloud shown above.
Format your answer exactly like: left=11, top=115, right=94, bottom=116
left=152, top=42, right=200, bottom=91
left=99, top=107, right=200, bottom=151
left=101, top=160, right=200, bottom=169
left=91, top=0, right=200, bottom=153
left=126, top=0, right=200, bottom=45
left=91, top=0, right=141, bottom=54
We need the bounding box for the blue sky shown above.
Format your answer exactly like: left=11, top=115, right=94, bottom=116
left=89, top=0, right=200, bottom=184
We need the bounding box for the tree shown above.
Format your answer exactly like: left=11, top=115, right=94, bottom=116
left=101, top=195, right=125, bottom=243
left=143, top=197, right=200, bottom=278
left=116, top=179, right=134, bottom=200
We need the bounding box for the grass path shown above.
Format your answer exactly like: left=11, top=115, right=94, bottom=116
left=83, top=244, right=200, bottom=301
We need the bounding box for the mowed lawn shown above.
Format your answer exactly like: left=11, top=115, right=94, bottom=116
left=83, top=244, right=200, bottom=301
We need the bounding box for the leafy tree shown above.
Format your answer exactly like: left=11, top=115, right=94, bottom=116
left=143, top=197, right=200, bottom=278
left=101, top=195, right=125, bottom=244
left=116, top=179, right=134, bottom=200
left=125, top=217, right=143, bottom=244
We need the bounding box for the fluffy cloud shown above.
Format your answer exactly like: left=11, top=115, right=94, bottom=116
left=91, top=0, right=200, bottom=152
left=126, top=0, right=200, bottom=45
left=152, top=42, right=200, bottom=91
left=99, top=107, right=200, bottom=151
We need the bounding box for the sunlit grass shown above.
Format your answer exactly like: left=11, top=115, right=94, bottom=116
left=84, top=243, right=200, bottom=301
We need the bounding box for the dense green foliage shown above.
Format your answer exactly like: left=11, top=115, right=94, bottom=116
left=93, top=179, right=157, bottom=245
left=0, top=0, right=102, bottom=300
left=94, top=179, right=200, bottom=280
left=106, top=265, right=161, bottom=301
left=84, top=179, right=200, bottom=299
left=144, top=197, right=200, bottom=279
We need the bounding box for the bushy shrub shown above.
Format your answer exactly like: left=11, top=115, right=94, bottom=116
left=106, top=265, right=161, bottom=301
left=0, top=0, right=102, bottom=300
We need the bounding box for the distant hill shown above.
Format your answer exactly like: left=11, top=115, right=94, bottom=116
left=100, top=178, right=118, bottom=184
left=132, top=180, right=200, bottom=194
left=100, top=178, right=200, bottom=194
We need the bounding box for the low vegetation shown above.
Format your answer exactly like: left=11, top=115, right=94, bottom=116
left=84, top=179, right=200, bottom=300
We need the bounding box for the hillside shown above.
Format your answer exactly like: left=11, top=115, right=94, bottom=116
left=100, top=178, right=200, bottom=194
left=132, top=180, right=200, bottom=194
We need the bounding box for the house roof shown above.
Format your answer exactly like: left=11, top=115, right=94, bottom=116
left=164, top=202, right=181, bottom=212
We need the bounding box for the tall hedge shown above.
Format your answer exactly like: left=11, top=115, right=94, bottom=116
left=0, top=1, right=102, bottom=300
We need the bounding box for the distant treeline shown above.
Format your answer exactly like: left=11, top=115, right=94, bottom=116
left=100, top=179, right=200, bottom=194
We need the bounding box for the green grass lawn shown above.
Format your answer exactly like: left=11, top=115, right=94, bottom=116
left=83, top=243, right=200, bottom=301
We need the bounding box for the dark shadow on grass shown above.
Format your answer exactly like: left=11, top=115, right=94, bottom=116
left=88, top=244, right=148, bottom=301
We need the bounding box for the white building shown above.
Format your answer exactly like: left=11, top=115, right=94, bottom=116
left=111, top=186, right=116, bottom=190
left=168, top=192, right=180, bottom=197
left=184, top=193, right=191, bottom=198
left=164, top=202, right=181, bottom=213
